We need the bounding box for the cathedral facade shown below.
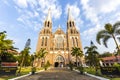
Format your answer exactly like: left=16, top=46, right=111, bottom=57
left=35, top=9, right=83, bottom=67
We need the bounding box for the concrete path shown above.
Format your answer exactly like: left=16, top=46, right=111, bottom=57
left=16, top=67, right=99, bottom=80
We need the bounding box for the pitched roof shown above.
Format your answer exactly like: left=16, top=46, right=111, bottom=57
left=54, top=26, right=65, bottom=35
left=102, top=56, right=120, bottom=61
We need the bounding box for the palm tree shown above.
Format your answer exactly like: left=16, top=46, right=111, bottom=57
left=0, top=31, right=14, bottom=54
left=18, top=47, right=30, bottom=74
left=71, top=47, right=83, bottom=67
left=84, top=45, right=99, bottom=67
left=96, top=22, right=120, bottom=53
left=36, top=48, right=48, bottom=67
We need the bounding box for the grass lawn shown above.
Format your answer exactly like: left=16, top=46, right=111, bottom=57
left=0, top=67, right=43, bottom=80
left=84, top=67, right=102, bottom=75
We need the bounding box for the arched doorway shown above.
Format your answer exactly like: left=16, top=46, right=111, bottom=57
left=54, top=55, right=65, bottom=67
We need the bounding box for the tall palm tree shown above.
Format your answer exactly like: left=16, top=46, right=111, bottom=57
left=96, top=22, right=120, bottom=53
left=84, top=45, right=99, bottom=67
left=71, top=47, right=83, bottom=67
left=18, top=47, right=30, bottom=74
left=36, top=48, right=48, bottom=67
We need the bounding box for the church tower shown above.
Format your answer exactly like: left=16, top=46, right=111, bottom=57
left=36, top=8, right=52, bottom=52
left=66, top=8, right=83, bottom=59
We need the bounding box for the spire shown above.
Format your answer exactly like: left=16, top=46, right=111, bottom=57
left=58, top=24, right=61, bottom=29
left=68, top=8, right=74, bottom=21
left=46, top=8, right=52, bottom=22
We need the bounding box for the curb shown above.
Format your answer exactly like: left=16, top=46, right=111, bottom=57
left=9, top=70, right=45, bottom=80
left=73, top=69, right=109, bottom=80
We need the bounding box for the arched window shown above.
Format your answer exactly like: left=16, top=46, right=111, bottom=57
left=72, top=22, right=74, bottom=26
left=47, top=21, right=49, bottom=27
left=45, top=37, right=47, bottom=46
left=55, top=35, right=64, bottom=49
left=41, top=37, right=44, bottom=46
left=75, top=37, right=78, bottom=47
left=70, top=21, right=72, bottom=27
left=72, top=37, right=75, bottom=47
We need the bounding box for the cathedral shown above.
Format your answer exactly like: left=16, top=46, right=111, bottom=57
left=35, top=9, right=83, bottom=67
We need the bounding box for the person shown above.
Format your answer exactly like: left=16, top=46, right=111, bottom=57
left=61, top=64, right=63, bottom=68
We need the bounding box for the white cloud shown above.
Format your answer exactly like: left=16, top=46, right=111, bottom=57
left=80, top=0, right=120, bottom=53
left=37, top=0, right=62, bottom=20
left=99, top=0, right=120, bottom=13
left=14, top=0, right=28, bottom=8
left=34, top=11, right=39, bottom=17
left=81, top=0, right=120, bottom=39
left=14, top=0, right=62, bottom=31
left=81, top=0, right=99, bottom=24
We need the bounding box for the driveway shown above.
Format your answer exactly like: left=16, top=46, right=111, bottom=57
left=16, top=67, right=99, bottom=80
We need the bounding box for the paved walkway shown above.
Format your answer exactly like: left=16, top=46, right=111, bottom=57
left=16, top=67, right=99, bottom=80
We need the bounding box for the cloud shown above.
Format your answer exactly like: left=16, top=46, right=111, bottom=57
left=37, top=0, right=62, bottom=20
left=81, top=0, right=99, bottom=24
left=13, top=0, right=62, bottom=31
left=13, top=0, right=28, bottom=8
left=65, top=3, right=83, bottom=31
left=81, top=0, right=120, bottom=40
left=80, top=0, right=120, bottom=53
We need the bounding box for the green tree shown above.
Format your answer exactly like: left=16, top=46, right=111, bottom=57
left=99, top=52, right=113, bottom=58
left=96, top=22, right=120, bottom=54
left=84, top=43, right=100, bottom=75
left=0, top=31, right=18, bottom=63
left=84, top=45, right=99, bottom=67
left=0, top=52, right=17, bottom=62
left=0, top=31, right=14, bottom=54
left=18, top=47, right=30, bottom=74
left=71, top=47, right=83, bottom=67
left=30, top=54, right=35, bottom=67
left=36, top=48, right=48, bottom=67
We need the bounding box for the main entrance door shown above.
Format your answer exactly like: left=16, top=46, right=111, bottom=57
left=54, top=55, right=64, bottom=67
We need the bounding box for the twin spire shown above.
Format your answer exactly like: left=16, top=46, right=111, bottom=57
left=46, top=8, right=52, bottom=22
left=45, top=8, right=74, bottom=22
left=68, top=8, right=74, bottom=22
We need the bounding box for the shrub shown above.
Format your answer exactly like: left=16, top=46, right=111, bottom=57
left=113, top=62, right=120, bottom=71
left=31, top=67, right=36, bottom=75
left=77, top=65, right=84, bottom=74
left=43, top=61, right=50, bottom=70
left=69, top=61, right=73, bottom=71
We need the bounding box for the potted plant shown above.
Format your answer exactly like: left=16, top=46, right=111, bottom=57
left=43, top=61, right=50, bottom=70
left=69, top=61, right=73, bottom=71
left=31, top=67, right=36, bottom=75
left=77, top=65, right=84, bottom=74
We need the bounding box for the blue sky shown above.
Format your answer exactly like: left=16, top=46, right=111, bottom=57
left=0, top=0, right=120, bottom=54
